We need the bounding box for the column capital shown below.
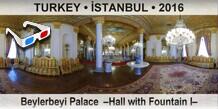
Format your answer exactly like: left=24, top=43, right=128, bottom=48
left=0, top=28, right=5, bottom=34
left=73, top=26, right=79, bottom=33
left=86, top=36, right=92, bottom=41
left=92, top=17, right=105, bottom=24
left=156, top=35, right=161, bottom=40
left=138, top=28, right=145, bottom=34
left=52, top=22, right=61, bottom=29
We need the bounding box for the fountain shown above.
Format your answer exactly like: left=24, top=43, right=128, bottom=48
left=127, top=55, right=149, bottom=68
left=127, top=56, right=150, bottom=75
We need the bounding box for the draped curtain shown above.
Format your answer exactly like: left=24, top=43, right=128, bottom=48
left=196, top=30, right=211, bottom=56
left=186, top=45, right=189, bottom=56
left=6, top=37, right=12, bottom=57
left=6, top=37, right=20, bottom=58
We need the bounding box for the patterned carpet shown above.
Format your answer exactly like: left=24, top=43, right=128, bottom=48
left=0, top=64, right=218, bottom=94
left=77, top=64, right=218, bottom=94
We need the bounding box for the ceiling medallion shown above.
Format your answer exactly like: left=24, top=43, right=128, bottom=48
left=165, top=16, right=195, bottom=48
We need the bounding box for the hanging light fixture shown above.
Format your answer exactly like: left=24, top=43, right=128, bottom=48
left=165, top=16, right=195, bottom=48
left=103, top=35, right=116, bottom=46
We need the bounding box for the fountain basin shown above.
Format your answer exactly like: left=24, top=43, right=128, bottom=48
left=127, top=61, right=150, bottom=68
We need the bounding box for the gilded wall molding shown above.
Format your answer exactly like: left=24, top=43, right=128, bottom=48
left=52, top=22, right=61, bottom=29
left=0, top=28, right=5, bottom=34
left=194, top=27, right=218, bottom=34
left=73, top=27, right=79, bottom=33
left=92, top=17, right=105, bottom=24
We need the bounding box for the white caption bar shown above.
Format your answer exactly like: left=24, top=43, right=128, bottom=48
left=0, top=94, right=217, bottom=109
left=0, top=0, right=217, bottom=15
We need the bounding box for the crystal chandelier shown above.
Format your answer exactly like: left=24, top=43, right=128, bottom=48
left=133, top=42, right=142, bottom=48
left=103, top=35, right=116, bottom=46
left=165, top=17, right=195, bottom=47
left=108, top=46, right=115, bottom=51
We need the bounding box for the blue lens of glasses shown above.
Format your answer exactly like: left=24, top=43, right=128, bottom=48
left=25, top=36, right=34, bottom=45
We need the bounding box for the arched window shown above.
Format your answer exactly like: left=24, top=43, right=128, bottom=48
left=197, top=37, right=209, bottom=57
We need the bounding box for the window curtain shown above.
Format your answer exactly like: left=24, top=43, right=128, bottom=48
left=182, top=45, right=187, bottom=57
left=196, top=30, right=211, bottom=56
left=6, top=37, right=12, bottom=57
left=198, top=37, right=209, bottom=57
left=185, top=45, right=189, bottom=56
left=6, top=37, right=19, bottom=59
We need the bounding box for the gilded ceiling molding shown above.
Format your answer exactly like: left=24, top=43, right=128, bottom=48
left=52, top=22, right=61, bottom=29
left=92, top=17, right=105, bottom=24
left=122, top=16, right=150, bottom=32
left=80, top=25, right=96, bottom=40
left=196, top=29, right=211, bottom=38
left=73, top=27, right=79, bottom=33
left=126, top=43, right=129, bottom=47
left=194, top=27, right=218, bottom=34
left=105, top=16, right=140, bottom=29
left=123, top=44, right=126, bottom=48
left=86, top=36, right=92, bottom=41
left=209, top=27, right=218, bottom=33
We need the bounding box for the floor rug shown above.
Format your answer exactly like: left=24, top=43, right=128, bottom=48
left=77, top=64, right=218, bottom=94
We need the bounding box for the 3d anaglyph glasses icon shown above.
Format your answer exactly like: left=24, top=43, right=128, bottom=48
left=6, top=21, right=51, bottom=48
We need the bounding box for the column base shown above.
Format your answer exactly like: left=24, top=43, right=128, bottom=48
left=95, top=67, right=104, bottom=73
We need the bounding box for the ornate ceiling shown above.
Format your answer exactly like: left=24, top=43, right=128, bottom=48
left=145, top=16, right=218, bottom=34
left=0, top=15, right=217, bottom=45
left=85, top=21, right=136, bottom=45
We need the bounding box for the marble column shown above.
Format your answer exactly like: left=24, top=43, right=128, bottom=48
left=170, top=45, right=177, bottom=58
left=211, top=30, right=217, bottom=60
left=127, top=43, right=130, bottom=57
left=72, top=27, right=79, bottom=59
left=86, top=39, right=91, bottom=60
left=216, top=30, right=218, bottom=67
left=50, top=22, right=62, bottom=62
left=123, top=45, right=126, bottom=57
left=146, top=40, right=152, bottom=56
left=0, top=28, right=6, bottom=58
left=93, top=17, right=104, bottom=72
left=156, top=40, right=162, bottom=56
left=92, top=41, right=95, bottom=59
left=138, top=28, right=144, bottom=63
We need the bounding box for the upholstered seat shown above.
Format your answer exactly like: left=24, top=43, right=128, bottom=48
left=60, top=58, right=84, bottom=75
left=17, top=58, right=28, bottom=70
left=24, top=57, right=60, bottom=76
left=186, top=56, right=215, bottom=68
left=145, top=56, right=176, bottom=63
left=0, top=57, right=5, bottom=68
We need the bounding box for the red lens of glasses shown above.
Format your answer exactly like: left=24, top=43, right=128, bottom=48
left=40, top=30, right=48, bottom=38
